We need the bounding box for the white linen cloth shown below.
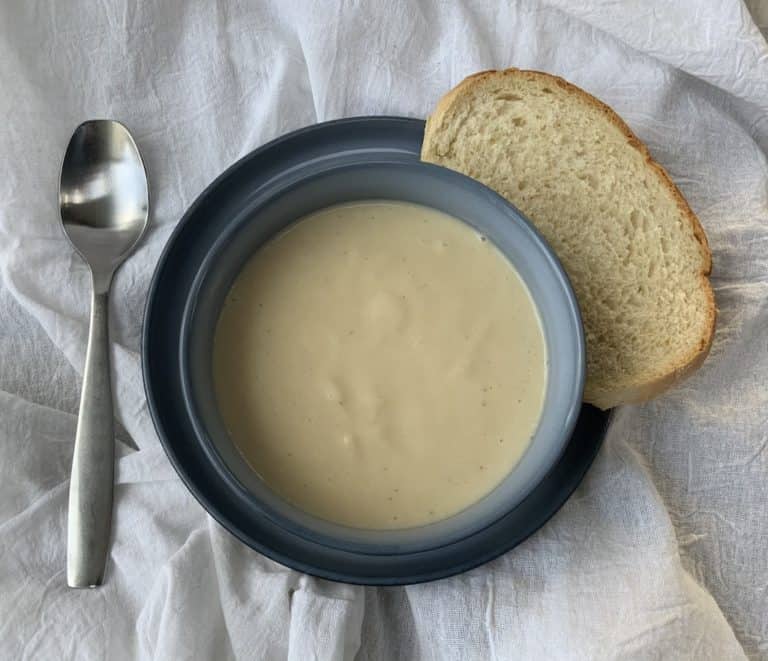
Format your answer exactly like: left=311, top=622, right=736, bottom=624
left=1, top=1, right=767, bottom=659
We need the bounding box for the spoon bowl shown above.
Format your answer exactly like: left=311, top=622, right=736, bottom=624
left=59, top=120, right=149, bottom=588
left=60, top=121, right=149, bottom=279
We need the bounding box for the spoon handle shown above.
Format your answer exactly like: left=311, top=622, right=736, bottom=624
left=67, top=283, right=114, bottom=588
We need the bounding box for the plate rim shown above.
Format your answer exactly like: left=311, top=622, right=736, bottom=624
left=142, top=115, right=609, bottom=585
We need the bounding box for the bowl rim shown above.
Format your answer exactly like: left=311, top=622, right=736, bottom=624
left=177, top=157, right=585, bottom=554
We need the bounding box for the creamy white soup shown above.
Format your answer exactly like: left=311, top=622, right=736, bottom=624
left=213, top=201, right=547, bottom=529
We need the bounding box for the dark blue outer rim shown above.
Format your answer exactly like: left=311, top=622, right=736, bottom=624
left=142, top=116, right=610, bottom=585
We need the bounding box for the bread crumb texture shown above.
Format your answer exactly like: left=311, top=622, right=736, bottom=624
left=422, top=69, right=715, bottom=409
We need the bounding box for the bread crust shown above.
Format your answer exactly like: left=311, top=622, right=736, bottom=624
left=422, top=68, right=716, bottom=409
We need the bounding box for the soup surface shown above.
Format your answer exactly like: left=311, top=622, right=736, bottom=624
left=213, top=201, right=547, bottom=529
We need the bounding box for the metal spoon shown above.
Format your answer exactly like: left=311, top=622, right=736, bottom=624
left=59, top=120, right=149, bottom=588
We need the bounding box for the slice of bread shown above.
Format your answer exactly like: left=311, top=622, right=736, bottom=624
left=421, top=69, right=715, bottom=409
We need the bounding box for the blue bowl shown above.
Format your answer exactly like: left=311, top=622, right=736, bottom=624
left=144, top=117, right=605, bottom=584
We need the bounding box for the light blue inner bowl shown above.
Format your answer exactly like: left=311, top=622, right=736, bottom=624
left=181, top=159, right=584, bottom=554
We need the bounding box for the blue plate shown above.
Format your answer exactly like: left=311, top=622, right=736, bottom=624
left=143, top=116, right=609, bottom=585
